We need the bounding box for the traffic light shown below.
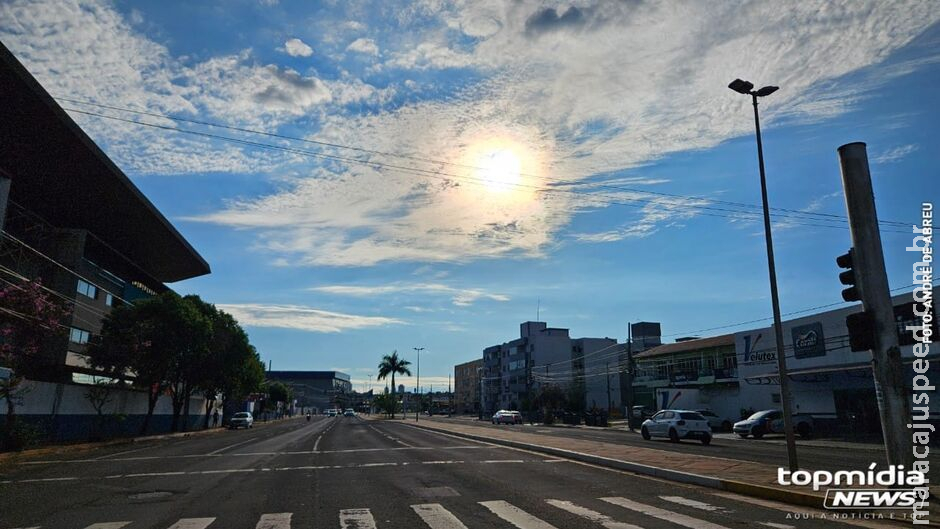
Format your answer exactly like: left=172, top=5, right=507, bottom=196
left=836, top=248, right=862, bottom=302
left=845, top=311, right=875, bottom=352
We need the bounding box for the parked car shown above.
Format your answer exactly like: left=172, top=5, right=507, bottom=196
left=641, top=409, right=712, bottom=445
left=343, top=408, right=355, bottom=417
left=733, top=409, right=814, bottom=439
left=228, top=411, right=254, bottom=429
left=491, top=410, right=523, bottom=424
left=695, top=409, right=733, bottom=432
left=629, top=405, right=654, bottom=429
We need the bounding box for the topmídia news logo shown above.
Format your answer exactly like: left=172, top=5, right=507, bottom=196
left=778, top=465, right=930, bottom=510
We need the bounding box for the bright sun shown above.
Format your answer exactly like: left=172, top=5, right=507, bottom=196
left=477, top=148, right=522, bottom=192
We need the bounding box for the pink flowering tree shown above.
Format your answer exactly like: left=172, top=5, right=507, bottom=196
left=0, top=278, right=70, bottom=444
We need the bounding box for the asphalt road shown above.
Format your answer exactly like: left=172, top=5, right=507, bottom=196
left=0, top=416, right=908, bottom=528
left=426, top=416, right=940, bottom=473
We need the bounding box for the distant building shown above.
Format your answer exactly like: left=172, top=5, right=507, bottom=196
left=453, top=358, right=483, bottom=414
left=266, top=371, right=352, bottom=411
left=482, top=322, right=623, bottom=415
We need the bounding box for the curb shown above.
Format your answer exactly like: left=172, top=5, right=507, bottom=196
left=407, top=422, right=827, bottom=510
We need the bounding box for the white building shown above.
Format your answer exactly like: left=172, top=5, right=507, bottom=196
left=481, top=322, right=623, bottom=415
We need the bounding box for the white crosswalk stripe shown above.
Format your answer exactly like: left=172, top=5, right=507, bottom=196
left=83, top=524, right=131, bottom=529
left=479, top=500, right=559, bottom=529
left=411, top=503, right=469, bottom=529
left=166, top=518, right=216, bottom=529
left=339, top=508, right=377, bottom=529
left=601, top=497, right=731, bottom=529
left=659, top=496, right=730, bottom=513
left=255, top=512, right=292, bottom=529
left=545, top=499, right=645, bottom=529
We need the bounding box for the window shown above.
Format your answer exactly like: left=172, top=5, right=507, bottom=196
left=69, top=327, right=90, bottom=345
left=76, top=279, right=97, bottom=299
left=105, top=293, right=113, bottom=306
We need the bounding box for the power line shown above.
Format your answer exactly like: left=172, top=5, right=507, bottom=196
left=60, top=106, right=911, bottom=235
left=55, top=96, right=913, bottom=229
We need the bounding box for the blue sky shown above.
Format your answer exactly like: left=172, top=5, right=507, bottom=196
left=2, top=1, right=938, bottom=392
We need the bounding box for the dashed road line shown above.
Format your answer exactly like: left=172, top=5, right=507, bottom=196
left=546, top=499, right=645, bottom=529
left=480, top=500, right=559, bottom=529
left=255, top=512, right=292, bottom=529
left=601, top=497, right=731, bottom=529
left=339, top=508, right=376, bottom=529
left=83, top=523, right=131, bottom=529
left=207, top=437, right=258, bottom=455
left=166, top=518, right=216, bottom=529
left=411, top=503, right=470, bottom=529
left=659, top=495, right=730, bottom=513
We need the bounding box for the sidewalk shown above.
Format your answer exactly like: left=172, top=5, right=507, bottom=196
left=0, top=414, right=304, bottom=465
left=397, top=416, right=938, bottom=518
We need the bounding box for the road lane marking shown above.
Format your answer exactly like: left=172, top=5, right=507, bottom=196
left=313, top=434, right=322, bottom=451
left=19, top=445, right=494, bottom=464
left=94, top=446, right=151, bottom=460
left=545, top=499, right=644, bottom=529
left=18, top=477, right=79, bottom=483
left=339, top=508, right=376, bottom=529
left=659, top=496, right=730, bottom=513
left=479, top=500, right=559, bottom=529
left=600, top=497, right=730, bottom=529
left=411, top=503, right=469, bottom=529
left=83, top=524, right=131, bottom=529
left=482, top=459, right=525, bottom=464
left=255, top=513, right=292, bottom=529
left=208, top=437, right=258, bottom=455
left=166, top=519, right=216, bottom=529
left=758, top=523, right=795, bottom=529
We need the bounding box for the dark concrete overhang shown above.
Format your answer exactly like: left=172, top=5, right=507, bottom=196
left=0, top=41, right=210, bottom=283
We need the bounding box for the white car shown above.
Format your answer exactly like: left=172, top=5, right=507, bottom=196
left=491, top=410, right=523, bottom=424
left=228, top=411, right=254, bottom=429
left=641, top=409, right=712, bottom=445
left=695, top=409, right=733, bottom=432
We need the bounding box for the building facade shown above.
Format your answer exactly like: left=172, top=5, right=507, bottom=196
left=482, top=321, right=623, bottom=415
left=266, top=371, right=352, bottom=412
left=453, top=358, right=483, bottom=414
left=0, top=41, right=210, bottom=385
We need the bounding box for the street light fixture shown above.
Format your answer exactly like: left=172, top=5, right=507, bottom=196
left=728, top=78, right=798, bottom=472
left=414, top=347, right=424, bottom=421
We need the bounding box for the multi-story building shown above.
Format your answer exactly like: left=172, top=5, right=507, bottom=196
left=482, top=321, right=623, bottom=415
left=631, top=334, right=740, bottom=420
left=453, top=358, right=483, bottom=414
left=0, top=42, right=210, bottom=385
left=266, top=371, right=352, bottom=412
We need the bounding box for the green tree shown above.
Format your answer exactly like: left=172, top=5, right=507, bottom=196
left=86, top=292, right=211, bottom=435
left=0, top=278, right=70, bottom=449
left=376, top=350, right=411, bottom=419
left=185, top=296, right=264, bottom=428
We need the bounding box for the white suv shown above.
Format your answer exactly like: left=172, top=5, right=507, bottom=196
left=641, top=409, right=712, bottom=445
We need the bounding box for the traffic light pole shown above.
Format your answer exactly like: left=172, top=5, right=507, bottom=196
left=837, top=142, right=913, bottom=468
left=751, top=94, right=799, bottom=472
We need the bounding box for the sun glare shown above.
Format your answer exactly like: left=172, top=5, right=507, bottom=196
left=478, top=149, right=522, bottom=192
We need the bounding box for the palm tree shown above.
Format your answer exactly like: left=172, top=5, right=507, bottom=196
left=377, top=350, right=412, bottom=419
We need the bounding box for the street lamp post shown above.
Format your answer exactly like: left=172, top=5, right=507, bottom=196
left=414, top=347, right=424, bottom=421
left=728, top=78, right=798, bottom=472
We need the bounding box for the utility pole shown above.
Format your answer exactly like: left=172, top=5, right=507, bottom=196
left=606, top=361, right=612, bottom=413
left=837, top=142, right=913, bottom=468
left=626, top=323, right=635, bottom=430
left=414, top=347, right=424, bottom=422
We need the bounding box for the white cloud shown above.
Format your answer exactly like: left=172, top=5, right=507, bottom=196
left=215, top=303, right=404, bottom=333
left=347, top=37, right=379, bottom=55
left=282, top=37, right=314, bottom=57
left=386, top=42, right=475, bottom=70
left=873, top=144, right=919, bottom=163
left=310, top=283, right=509, bottom=306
